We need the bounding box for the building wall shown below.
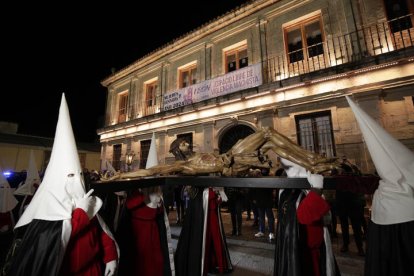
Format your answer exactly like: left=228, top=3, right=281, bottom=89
left=99, top=0, right=414, bottom=173
left=0, top=143, right=101, bottom=173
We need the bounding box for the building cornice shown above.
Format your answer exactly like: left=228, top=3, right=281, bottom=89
left=98, top=59, right=414, bottom=142
left=101, top=0, right=279, bottom=87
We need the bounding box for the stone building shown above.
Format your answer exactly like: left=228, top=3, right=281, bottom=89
left=98, top=0, right=414, bottom=173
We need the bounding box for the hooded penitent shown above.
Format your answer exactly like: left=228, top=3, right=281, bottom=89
left=4, top=94, right=117, bottom=276
left=14, top=150, right=41, bottom=217
left=274, top=158, right=336, bottom=276
left=14, top=150, right=40, bottom=197
left=104, top=159, right=117, bottom=174
left=0, top=167, right=18, bottom=214
left=346, top=96, right=414, bottom=225
left=16, top=94, right=97, bottom=228
left=146, top=132, right=158, bottom=169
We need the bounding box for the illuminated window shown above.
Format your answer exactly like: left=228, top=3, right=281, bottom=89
left=295, top=111, right=335, bottom=158
left=140, top=139, right=151, bottom=169
left=179, top=63, right=197, bottom=88
left=145, top=80, right=158, bottom=107
left=224, top=44, right=248, bottom=73
left=285, top=17, right=324, bottom=63
left=384, top=0, right=413, bottom=33
left=118, top=92, right=128, bottom=123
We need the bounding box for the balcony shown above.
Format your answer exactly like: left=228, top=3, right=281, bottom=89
left=101, top=15, right=414, bottom=133
left=264, top=14, right=414, bottom=85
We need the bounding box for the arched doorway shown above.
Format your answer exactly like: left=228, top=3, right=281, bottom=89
left=219, top=124, right=255, bottom=154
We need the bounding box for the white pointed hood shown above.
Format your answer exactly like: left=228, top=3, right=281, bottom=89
left=16, top=94, right=89, bottom=228
left=145, top=132, right=159, bottom=169
left=14, top=150, right=40, bottom=196
left=346, top=96, right=414, bottom=224
left=0, top=167, right=18, bottom=212
left=104, top=159, right=116, bottom=173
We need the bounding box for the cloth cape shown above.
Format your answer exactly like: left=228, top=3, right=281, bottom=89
left=274, top=189, right=339, bottom=276
left=175, top=187, right=232, bottom=276
left=116, top=191, right=174, bottom=276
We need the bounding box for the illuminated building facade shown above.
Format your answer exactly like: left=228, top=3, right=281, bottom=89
left=98, top=0, right=414, bottom=173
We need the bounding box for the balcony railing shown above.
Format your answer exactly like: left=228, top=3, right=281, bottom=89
left=106, top=15, right=414, bottom=127
left=265, top=14, right=414, bottom=83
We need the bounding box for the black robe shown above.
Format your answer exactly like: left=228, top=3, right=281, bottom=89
left=174, top=187, right=232, bottom=276
left=274, top=189, right=340, bottom=276
left=365, top=220, right=414, bottom=276
left=174, top=187, right=204, bottom=276
left=1, top=220, right=63, bottom=276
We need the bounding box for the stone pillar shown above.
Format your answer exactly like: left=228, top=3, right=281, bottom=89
left=256, top=18, right=268, bottom=83
left=202, top=122, right=215, bottom=153
left=158, top=130, right=167, bottom=164
left=205, top=42, right=214, bottom=80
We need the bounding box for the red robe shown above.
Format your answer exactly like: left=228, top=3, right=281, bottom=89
left=126, top=191, right=165, bottom=276
left=296, top=191, right=330, bottom=276
left=61, top=209, right=118, bottom=276
left=203, top=188, right=229, bottom=275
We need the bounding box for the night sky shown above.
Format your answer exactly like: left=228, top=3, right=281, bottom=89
left=2, top=1, right=251, bottom=143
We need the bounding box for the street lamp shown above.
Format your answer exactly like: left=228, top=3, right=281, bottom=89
left=125, top=151, right=135, bottom=172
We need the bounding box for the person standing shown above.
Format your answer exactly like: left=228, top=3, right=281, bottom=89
left=2, top=94, right=118, bottom=276
left=0, top=169, right=18, bottom=234
left=336, top=189, right=365, bottom=256
left=13, top=150, right=40, bottom=218
left=174, top=184, right=185, bottom=224
left=274, top=158, right=339, bottom=276
left=250, top=169, right=275, bottom=242
left=175, top=186, right=232, bottom=276
left=226, top=187, right=244, bottom=236
left=121, top=187, right=174, bottom=276
left=346, top=96, right=414, bottom=276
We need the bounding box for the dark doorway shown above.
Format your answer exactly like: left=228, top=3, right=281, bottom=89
left=219, top=124, right=255, bottom=154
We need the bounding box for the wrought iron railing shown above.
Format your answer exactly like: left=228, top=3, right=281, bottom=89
left=104, top=15, right=413, bottom=127
left=264, top=14, right=414, bottom=83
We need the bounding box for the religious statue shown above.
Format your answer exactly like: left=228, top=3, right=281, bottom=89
left=101, top=126, right=340, bottom=181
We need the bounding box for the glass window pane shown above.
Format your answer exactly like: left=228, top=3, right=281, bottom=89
left=298, top=118, right=314, bottom=152
left=305, top=21, right=324, bottom=57
left=296, top=113, right=335, bottom=157
left=385, top=1, right=412, bottom=32
left=287, top=28, right=303, bottom=62
left=190, top=67, right=197, bottom=84
left=182, top=71, right=189, bottom=87
left=239, top=49, right=248, bottom=68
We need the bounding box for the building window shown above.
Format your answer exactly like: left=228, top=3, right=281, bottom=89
left=285, top=16, right=324, bottom=63
left=177, top=132, right=193, bottom=153
left=118, top=92, right=128, bottom=123
left=140, top=139, right=151, bottom=169
left=384, top=0, right=413, bottom=33
left=143, top=78, right=158, bottom=117
left=178, top=63, right=197, bottom=88
left=224, top=43, right=248, bottom=73
left=295, top=111, right=335, bottom=158
left=112, top=144, right=122, bottom=171
left=145, top=80, right=157, bottom=107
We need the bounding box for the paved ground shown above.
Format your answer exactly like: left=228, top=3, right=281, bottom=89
left=169, top=209, right=365, bottom=276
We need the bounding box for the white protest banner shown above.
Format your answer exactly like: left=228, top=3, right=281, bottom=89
left=162, top=63, right=262, bottom=111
